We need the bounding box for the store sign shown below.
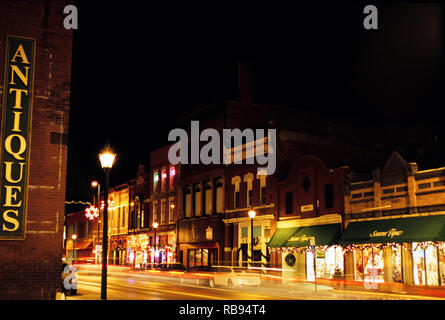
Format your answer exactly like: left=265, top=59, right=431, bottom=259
left=288, top=234, right=311, bottom=243
left=301, top=204, right=314, bottom=212
left=0, top=36, right=35, bottom=240
left=369, top=228, right=403, bottom=239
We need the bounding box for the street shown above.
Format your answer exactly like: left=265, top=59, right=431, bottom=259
left=62, top=265, right=445, bottom=300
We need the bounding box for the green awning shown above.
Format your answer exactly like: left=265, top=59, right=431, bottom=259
left=267, top=224, right=341, bottom=248
left=339, top=215, right=445, bottom=245
left=268, top=227, right=297, bottom=248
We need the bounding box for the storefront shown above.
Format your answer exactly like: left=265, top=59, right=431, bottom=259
left=268, top=223, right=343, bottom=282
left=150, top=231, right=177, bottom=265
left=126, top=233, right=150, bottom=268
left=110, top=236, right=127, bottom=265
left=339, top=214, right=445, bottom=287
left=178, top=216, right=224, bottom=269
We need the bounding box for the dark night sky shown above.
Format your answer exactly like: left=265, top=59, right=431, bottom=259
left=66, top=2, right=445, bottom=204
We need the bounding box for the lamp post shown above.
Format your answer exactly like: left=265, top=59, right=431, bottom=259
left=71, top=234, right=77, bottom=264
left=248, top=210, right=256, bottom=267
left=91, top=180, right=101, bottom=265
left=153, top=221, right=159, bottom=266
left=99, top=145, right=116, bottom=300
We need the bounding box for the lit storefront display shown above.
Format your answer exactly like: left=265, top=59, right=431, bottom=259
left=340, top=215, right=445, bottom=287
left=268, top=224, right=344, bottom=281
left=126, top=234, right=150, bottom=268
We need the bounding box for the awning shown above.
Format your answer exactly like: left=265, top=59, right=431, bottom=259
left=339, top=215, right=445, bottom=245
left=268, top=224, right=341, bottom=248
left=268, top=228, right=298, bottom=248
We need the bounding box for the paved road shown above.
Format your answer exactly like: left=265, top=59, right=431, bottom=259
left=68, top=273, right=296, bottom=300
left=62, top=265, right=445, bottom=300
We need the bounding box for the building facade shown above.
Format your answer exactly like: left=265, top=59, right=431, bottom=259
left=150, top=146, right=179, bottom=265
left=0, top=1, right=73, bottom=299
left=342, top=151, right=445, bottom=287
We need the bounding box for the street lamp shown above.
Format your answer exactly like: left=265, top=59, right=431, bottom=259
left=71, top=234, right=77, bottom=263
left=99, top=145, right=116, bottom=301
left=248, top=210, right=256, bottom=267
left=153, top=221, right=159, bottom=265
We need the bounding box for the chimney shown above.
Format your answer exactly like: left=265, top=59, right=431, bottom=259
left=237, top=58, right=253, bottom=106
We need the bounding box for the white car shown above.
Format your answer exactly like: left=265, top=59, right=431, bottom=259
left=208, top=266, right=261, bottom=288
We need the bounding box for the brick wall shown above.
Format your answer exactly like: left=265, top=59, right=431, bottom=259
left=0, top=1, right=72, bottom=299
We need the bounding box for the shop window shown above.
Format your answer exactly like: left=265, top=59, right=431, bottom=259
left=353, top=245, right=384, bottom=283
left=412, top=243, right=439, bottom=286
left=315, top=246, right=344, bottom=279
left=241, top=227, right=248, bottom=238
left=285, top=192, right=293, bottom=214
left=439, top=245, right=445, bottom=286
left=391, top=245, right=403, bottom=283
left=194, top=184, right=201, bottom=216
left=184, top=186, right=192, bottom=218
left=188, top=248, right=212, bottom=268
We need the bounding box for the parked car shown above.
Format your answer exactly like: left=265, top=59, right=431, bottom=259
left=208, top=266, right=261, bottom=288
left=61, top=262, right=78, bottom=296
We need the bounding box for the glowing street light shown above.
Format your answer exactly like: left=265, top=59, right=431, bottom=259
left=98, top=145, right=116, bottom=300
left=248, top=210, right=256, bottom=266
left=71, top=234, right=77, bottom=263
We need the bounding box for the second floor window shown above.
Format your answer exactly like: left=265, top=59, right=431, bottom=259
left=153, top=171, right=159, bottom=193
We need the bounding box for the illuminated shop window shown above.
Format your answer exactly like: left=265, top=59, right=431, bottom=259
left=412, top=242, right=439, bottom=286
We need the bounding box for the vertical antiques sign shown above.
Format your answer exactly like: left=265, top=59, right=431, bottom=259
left=0, top=36, right=35, bottom=240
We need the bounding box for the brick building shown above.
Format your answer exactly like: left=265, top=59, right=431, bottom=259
left=341, top=151, right=445, bottom=287
left=150, top=145, right=179, bottom=265
left=0, top=1, right=72, bottom=299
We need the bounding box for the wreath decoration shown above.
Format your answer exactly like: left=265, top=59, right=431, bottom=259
left=285, top=253, right=296, bottom=267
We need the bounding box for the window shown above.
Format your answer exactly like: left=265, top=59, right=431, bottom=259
left=241, top=227, right=248, bottom=238
left=153, top=171, right=159, bottom=193
left=161, top=168, right=167, bottom=192
left=204, top=180, right=212, bottom=215
left=234, top=191, right=240, bottom=209
left=247, top=189, right=253, bottom=207
left=161, top=199, right=166, bottom=223
left=260, top=187, right=267, bottom=205
left=325, top=184, right=334, bottom=208
left=153, top=201, right=158, bottom=223
left=383, top=188, right=394, bottom=194
left=258, top=175, right=267, bottom=205
left=215, top=178, right=223, bottom=214
left=363, top=191, right=374, bottom=197
left=396, top=186, right=408, bottom=192
left=285, top=192, right=293, bottom=214
left=418, top=183, right=431, bottom=190
left=352, top=193, right=362, bottom=199
left=184, top=186, right=192, bottom=218
left=194, top=184, right=201, bottom=216
left=169, top=198, right=174, bottom=222
left=169, top=166, right=176, bottom=189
